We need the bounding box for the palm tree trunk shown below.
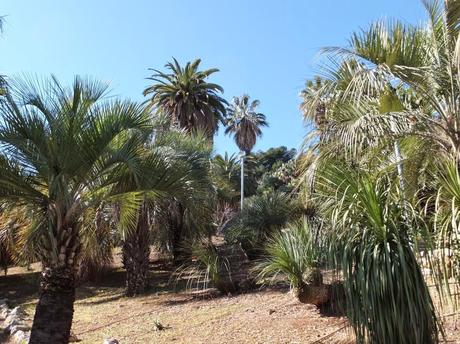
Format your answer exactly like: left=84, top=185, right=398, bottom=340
left=123, top=204, right=151, bottom=296
left=29, top=266, right=75, bottom=344
left=240, top=152, right=245, bottom=210
left=168, top=200, right=184, bottom=263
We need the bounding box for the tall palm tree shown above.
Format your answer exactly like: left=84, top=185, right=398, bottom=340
left=143, top=58, right=227, bottom=140
left=225, top=95, right=268, bottom=209
left=144, top=59, right=224, bottom=262
left=0, top=75, right=165, bottom=343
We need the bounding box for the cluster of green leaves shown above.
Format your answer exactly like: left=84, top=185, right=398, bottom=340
left=226, top=190, right=301, bottom=258
left=255, top=219, right=319, bottom=290
left=316, top=163, right=439, bottom=343
left=297, top=0, right=460, bottom=342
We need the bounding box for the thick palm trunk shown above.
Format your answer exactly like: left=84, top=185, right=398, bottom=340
left=29, top=266, right=76, bottom=344
left=123, top=204, right=151, bottom=296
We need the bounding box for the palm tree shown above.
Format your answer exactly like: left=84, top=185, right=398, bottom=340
left=0, top=75, right=157, bottom=343
left=143, top=58, right=227, bottom=140
left=300, top=0, right=460, bottom=302
left=118, top=131, right=214, bottom=295
left=225, top=95, right=268, bottom=209
left=144, top=59, right=224, bottom=263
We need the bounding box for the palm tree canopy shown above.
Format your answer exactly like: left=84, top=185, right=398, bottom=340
left=143, top=58, right=227, bottom=138
left=225, top=94, right=268, bottom=154
left=0, top=75, right=166, bottom=267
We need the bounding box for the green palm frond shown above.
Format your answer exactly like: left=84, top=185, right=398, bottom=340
left=144, top=58, right=227, bottom=138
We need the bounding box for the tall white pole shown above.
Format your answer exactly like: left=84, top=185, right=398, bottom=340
left=240, top=151, right=245, bottom=210
left=390, top=121, right=405, bottom=193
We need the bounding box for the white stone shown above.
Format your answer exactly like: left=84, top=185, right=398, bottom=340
left=4, top=319, right=22, bottom=333
left=12, top=329, right=30, bottom=344
left=9, top=324, right=31, bottom=334
left=104, top=339, right=119, bottom=344
left=0, top=307, right=9, bottom=320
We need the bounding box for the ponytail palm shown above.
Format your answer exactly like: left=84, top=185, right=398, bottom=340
left=0, top=75, right=154, bottom=344
left=316, top=163, right=439, bottom=343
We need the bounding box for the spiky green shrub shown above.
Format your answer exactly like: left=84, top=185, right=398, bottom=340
left=255, top=219, right=319, bottom=290
left=318, top=163, right=439, bottom=343
left=226, top=190, right=300, bottom=257
left=428, top=160, right=460, bottom=299
left=175, top=238, right=233, bottom=293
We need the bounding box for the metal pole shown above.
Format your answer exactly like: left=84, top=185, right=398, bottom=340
left=240, top=151, right=244, bottom=210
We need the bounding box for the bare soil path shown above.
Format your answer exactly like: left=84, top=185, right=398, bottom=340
left=1, top=254, right=459, bottom=343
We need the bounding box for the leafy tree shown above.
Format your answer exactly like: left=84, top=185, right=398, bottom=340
left=298, top=1, right=460, bottom=340
left=144, top=59, right=223, bottom=263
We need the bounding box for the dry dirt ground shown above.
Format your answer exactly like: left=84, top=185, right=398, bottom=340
left=0, top=254, right=459, bottom=344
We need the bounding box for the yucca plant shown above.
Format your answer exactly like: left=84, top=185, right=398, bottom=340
left=255, top=219, right=330, bottom=305
left=317, top=162, right=439, bottom=344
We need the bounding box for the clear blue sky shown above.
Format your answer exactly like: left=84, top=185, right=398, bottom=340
left=0, top=1, right=426, bottom=154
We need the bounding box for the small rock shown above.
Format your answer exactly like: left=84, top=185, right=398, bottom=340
left=9, top=324, right=30, bottom=335
left=5, top=306, right=27, bottom=323
left=4, top=319, right=24, bottom=334
left=0, top=307, right=9, bottom=320
left=103, top=339, right=119, bottom=344
left=12, top=330, right=29, bottom=344
left=268, top=309, right=276, bottom=315
left=69, top=331, right=81, bottom=342
left=153, top=320, right=165, bottom=331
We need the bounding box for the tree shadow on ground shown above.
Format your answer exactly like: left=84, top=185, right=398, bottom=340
left=0, top=271, right=40, bottom=306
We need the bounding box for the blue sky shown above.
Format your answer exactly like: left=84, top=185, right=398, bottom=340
left=0, top=1, right=426, bottom=154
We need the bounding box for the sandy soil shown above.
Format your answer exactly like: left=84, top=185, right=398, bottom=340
left=70, top=287, right=352, bottom=344
left=0, top=254, right=459, bottom=344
